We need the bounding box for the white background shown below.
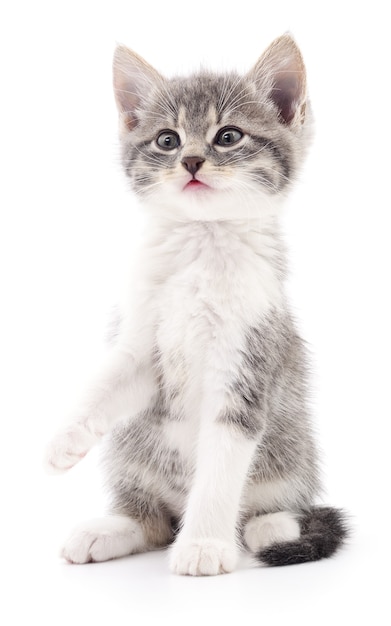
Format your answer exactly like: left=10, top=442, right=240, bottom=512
left=1, top=1, right=389, bottom=624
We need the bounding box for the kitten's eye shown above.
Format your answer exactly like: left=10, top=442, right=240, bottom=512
left=156, top=130, right=180, bottom=150
left=215, top=127, right=243, bottom=147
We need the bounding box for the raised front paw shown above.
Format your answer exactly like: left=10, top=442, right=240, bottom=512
left=169, top=538, right=237, bottom=576
left=44, top=422, right=98, bottom=474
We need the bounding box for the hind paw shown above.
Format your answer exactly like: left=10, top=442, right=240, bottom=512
left=244, top=511, right=300, bottom=552
left=62, top=516, right=146, bottom=564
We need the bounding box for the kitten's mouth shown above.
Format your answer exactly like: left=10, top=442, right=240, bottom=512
left=184, top=179, right=210, bottom=191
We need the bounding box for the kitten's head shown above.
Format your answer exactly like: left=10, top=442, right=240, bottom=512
left=113, top=35, right=311, bottom=221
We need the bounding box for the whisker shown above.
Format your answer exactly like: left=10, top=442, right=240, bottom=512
left=218, top=147, right=267, bottom=167
left=129, top=144, right=173, bottom=169
left=132, top=177, right=166, bottom=196
left=217, top=74, right=245, bottom=114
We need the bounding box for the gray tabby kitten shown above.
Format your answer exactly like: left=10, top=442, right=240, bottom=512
left=45, top=34, right=347, bottom=575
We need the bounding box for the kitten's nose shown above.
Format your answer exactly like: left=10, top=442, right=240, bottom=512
left=181, top=156, right=205, bottom=176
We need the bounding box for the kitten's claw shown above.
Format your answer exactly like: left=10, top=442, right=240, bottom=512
left=44, top=423, right=98, bottom=474
left=169, top=538, right=237, bottom=576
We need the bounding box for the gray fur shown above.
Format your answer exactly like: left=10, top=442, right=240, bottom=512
left=105, top=309, right=320, bottom=522
left=99, top=37, right=347, bottom=567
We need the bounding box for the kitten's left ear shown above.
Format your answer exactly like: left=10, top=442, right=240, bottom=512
left=250, top=34, right=307, bottom=126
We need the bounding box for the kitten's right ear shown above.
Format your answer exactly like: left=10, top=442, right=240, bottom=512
left=113, top=46, right=162, bottom=132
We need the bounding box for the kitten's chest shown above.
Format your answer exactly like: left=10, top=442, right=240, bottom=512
left=154, top=223, right=282, bottom=372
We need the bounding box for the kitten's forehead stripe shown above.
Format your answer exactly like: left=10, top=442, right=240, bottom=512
left=166, top=75, right=245, bottom=132
left=177, top=106, right=187, bottom=129
left=178, top=103, right=219, bottom=143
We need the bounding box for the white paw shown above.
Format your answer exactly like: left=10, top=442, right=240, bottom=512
left=170, top=538, right=237, bottom=576
left=243, top=511, right=300, bottom=552
left=44, top=421, right=99, bottom=474
left=62, top=516, right=146, bottom=564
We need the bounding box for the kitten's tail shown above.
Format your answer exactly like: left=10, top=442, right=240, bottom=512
left=257, top=506, right=349, bottom=566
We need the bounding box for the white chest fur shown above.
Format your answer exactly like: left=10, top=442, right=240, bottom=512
left=156, top=221, right=282, bottom=332
left=152, top=221, right=283, bottom=417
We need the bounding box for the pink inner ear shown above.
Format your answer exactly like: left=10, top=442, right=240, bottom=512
left=271, top=72, right=303, bottom=124
left=116, top=90, right=139, bottom=130
left=113, top=66, right=142, bottom=131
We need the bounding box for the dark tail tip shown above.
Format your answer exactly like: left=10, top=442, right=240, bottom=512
left=257, top=506, right=350, bottom=567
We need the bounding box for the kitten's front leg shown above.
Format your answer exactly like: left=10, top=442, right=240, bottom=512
left=170, top=414, right=259, bottom=576
left=45, top=349, right=155, bottom=473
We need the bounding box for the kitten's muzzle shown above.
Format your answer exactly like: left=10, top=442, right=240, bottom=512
left=181, top=156, right=205, bottom=176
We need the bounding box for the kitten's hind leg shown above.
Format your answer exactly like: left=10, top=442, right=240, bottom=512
left=61, top=515, right=146, bottom=564
left=243, top=511, right=300, bottom=553
left=62, top=511, right=174, bottom=564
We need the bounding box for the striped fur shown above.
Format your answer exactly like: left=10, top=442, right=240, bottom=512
left=45, top=35, right=348, bottom=575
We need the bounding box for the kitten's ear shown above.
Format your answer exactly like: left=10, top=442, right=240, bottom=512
left=250, top=34, right=307, bottom=126
left=113, top=45, right=162, bottom=131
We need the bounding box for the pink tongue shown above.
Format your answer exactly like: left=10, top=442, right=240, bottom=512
left=187, top=180, right=204, bottom=187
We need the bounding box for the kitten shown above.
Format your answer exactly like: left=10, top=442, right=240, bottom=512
left=45, top=34, right=347, bottom=575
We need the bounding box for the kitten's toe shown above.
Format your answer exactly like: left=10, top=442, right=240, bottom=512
left=44, top=423, right=97, bottom=474
left=170, top=538, right=237, bottom=576
left=61, top=516, right=146, bottom=564
left=243, top=511, right=300, bottom=552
